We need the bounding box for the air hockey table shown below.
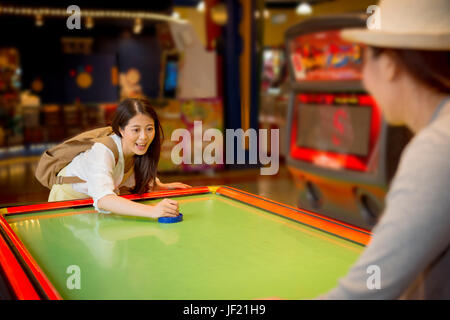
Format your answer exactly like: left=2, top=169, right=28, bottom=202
left=0, top=186, right=371, bottom=300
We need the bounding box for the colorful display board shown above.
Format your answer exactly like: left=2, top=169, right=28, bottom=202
left=289, top=30, right=364, bottom=82
left=156, top=98, right=224, bottom=172
left=261, top=48, right=286, bottom=92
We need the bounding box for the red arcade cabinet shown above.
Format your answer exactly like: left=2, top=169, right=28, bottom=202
left=285, top=15, right=411, bottom=230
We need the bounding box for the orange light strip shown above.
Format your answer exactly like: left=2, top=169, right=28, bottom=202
left=120, top=187, right=211, bottom=201
left=215, top=186, right=372, bottom=246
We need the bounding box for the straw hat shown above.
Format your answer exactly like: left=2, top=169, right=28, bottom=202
left=341, top=0, right=450, bottom=50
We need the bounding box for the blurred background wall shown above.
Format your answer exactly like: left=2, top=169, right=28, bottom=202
left=0, top=0, right=378, bottom=209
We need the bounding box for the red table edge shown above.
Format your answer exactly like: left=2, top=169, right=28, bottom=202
left=0, top=185, right=372, bottom=300
left=0, top=214, right=61, bottom=300
left=215, top=186, right=372, bottom=246
left=0, top=221, right=41, bottom=300
left=1, top=186, right=211, bottom=215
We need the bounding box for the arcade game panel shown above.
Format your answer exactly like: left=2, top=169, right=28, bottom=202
left=285, top=14, right=412, bottom=230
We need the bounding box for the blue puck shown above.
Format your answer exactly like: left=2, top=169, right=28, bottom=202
left=158, top=213, right=183, bottom=224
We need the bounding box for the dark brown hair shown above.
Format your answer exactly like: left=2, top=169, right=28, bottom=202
left=111, top=98, right=163, bottom=194
left=370, top=47, right=450, bottom=94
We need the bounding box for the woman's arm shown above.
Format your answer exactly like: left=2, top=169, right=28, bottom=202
left=97, top=193, right=179, bottom=219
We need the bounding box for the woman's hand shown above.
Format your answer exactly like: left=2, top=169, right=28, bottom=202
left=155, top=177, right=191, bottom=190
left=152, top=198, right=179, bottom=218
left=97, top=194, right=179, bottom=220
left=163, top=182, right=191, bottom=190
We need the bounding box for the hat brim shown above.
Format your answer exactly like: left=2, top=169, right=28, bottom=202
left=341, top=28, right=450, bottom=51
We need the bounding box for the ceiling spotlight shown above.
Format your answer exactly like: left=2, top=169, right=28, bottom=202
left=35, top=14, right=44, bottom=26
left=197, top=1, right=205, bottom=13
left=296, top=2, right=313, bottom=15
left=171, top=11, right=180, bottom=19
left=133, top=18, right=142, bottom=34
left=85, top=16, right=94, bottom=29
left=263, top=9, right=270, bottom=19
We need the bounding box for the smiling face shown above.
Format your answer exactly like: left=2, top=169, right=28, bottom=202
left=119, top=113, right=155, bottom=157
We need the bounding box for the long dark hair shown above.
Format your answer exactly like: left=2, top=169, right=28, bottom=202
left=111, top=98, right=163, bottom=194
left=370, top=47, right=450, bottom=94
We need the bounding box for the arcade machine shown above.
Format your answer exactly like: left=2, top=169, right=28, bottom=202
left=285, top=15, right=412, bottom=230
left=260, top=47, right=288, bottom=158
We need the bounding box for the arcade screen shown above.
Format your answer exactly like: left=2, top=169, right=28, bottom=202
left=289, top=29, right=364, bottom=82
left=163, top=54, right=179, bottom=98
left=296, top=104, right=372, bottom=157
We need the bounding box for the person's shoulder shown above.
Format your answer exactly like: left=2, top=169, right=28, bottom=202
left=429, top=109, right=450, bottom=139
left=108, top=133, right=122, bottom=154
left=411, top=113, right=450, bottom=157
left=109, top=133, right=121, bottom=144
left=385, top=114, right=450, bottom=222
left=395, top=119, right=450, bottom=185
left=90, top=141, right=117, bottom=162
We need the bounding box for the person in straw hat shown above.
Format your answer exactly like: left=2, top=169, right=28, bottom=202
left=319, top=0, right=450, bottom=299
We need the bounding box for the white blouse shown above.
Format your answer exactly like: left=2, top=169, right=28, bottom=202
left=64, top=134, right=150, bottom=213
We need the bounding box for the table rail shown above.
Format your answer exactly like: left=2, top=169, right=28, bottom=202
left=215, top=186, right=372, bottom=246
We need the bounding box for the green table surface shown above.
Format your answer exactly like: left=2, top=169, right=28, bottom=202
left=6, top=193, right=363, bottom=299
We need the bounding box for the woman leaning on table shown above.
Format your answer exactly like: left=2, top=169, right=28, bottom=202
left=48, top=98, right=191, bottom=219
